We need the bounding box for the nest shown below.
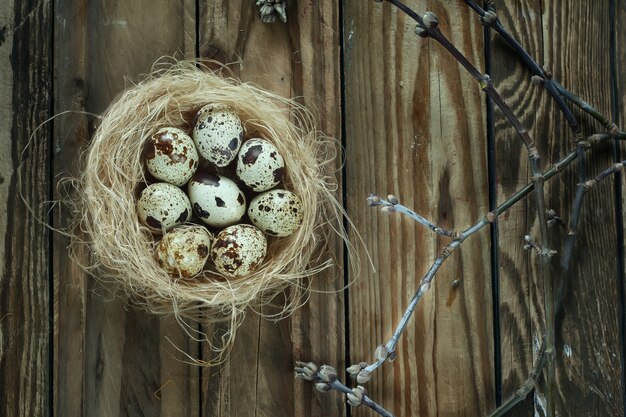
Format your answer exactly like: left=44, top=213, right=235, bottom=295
left=75, top=61, right=345, bottom=364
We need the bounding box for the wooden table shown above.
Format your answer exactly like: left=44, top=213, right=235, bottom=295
left=2, top=1, right=625, bottom=416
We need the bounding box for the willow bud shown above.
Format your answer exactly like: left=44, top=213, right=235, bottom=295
left=414, top=25, right=429, bottom=38
left=356, top=369, right=372, bottom=384
left=347, top=364, right=363, bottom=379
left=422, top=11, right=439, bottom=28
left=375, top=345, right=390, bottom=361
left=319, top=365, right=337, bottom=383
left=315, top=382, right=332, bottom=393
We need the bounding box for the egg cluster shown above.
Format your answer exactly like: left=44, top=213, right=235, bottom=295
left=136, top=104, right=304, bottom=278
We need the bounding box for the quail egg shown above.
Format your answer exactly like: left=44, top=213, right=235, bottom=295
left=144, top=127, right=199, bottom=186
left=236, top=138, right=285, bottom=192
left=136, top=182, right=192, bottom=234
left=188, top=172, right=246, bottom=228
left=193, top=104, right=244, bottom=167
left=156, top=226, right=213, bottom=278
left=247, top=189, right=303, bottom=237
left=211, top=224, right=267, bottom=277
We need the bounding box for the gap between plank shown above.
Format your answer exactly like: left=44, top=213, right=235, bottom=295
left=608, top=1, right=626, bottom=415
left=481, top=3, right=503, bottom=406
left=338, top=1, right=352, bottom=416
left=49, top=0, right=56, bottom=415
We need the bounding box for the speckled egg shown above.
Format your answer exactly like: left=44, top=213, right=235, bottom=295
left=156, top=226, right=213, bottom=278
left=236, top=138, right=285, bottom=192
left=210, top=224, right=267, bottom=277
left=193, top=104, right=244, bottom=167
left=248, top=189, right=303, bottom=237
left=144, top=127, right=199, bottom=186
left=188, top=172, right=246, bottom=228
left=137, top=183, right=192, bottom=234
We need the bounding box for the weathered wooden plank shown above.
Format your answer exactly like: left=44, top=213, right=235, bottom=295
left=488, top=2, right=543, bottom=415
left=199, top=2, right=345, bottom=417
left=617, top=0, right=626, bottom=413
left=344, top=1, right=493, bottom=416
left=52, top=2, right=89, bottom=416
left=539, top=1, right=624, bottom=415
left=0, top=0, right=14, bottom=265
left=52, top=1, right=199, bottom=416
left=0, top=1, right=52, bottom=417
left=493, top=1, right=625, bottom=415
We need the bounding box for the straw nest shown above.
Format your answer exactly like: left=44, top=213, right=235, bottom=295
left=75, top=62, right=346, bottom=364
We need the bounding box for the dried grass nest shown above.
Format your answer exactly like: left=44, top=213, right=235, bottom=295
left=75, top=62, right=347, bottom=363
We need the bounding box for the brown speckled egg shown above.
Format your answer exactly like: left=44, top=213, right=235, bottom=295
left=136, top=183, right=192, bottom=234
left=211, top=224, right=267, bottom=277
left=236, top=138, right=285, bottom=192
left=247, top=189, right=303, bottom=237
left=145, top=127, right=199, bottom=186
left=193, top=104, right=243, bottom=167
left=156, top=226, right=213, bottom=278
left=188, top=172, right=246, bottom=228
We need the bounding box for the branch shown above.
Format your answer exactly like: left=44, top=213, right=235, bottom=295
left=381, top=4, right=555, bottom=413
left=462, top=0, right=581, bottom=137
left=354, top=135, right=599, bottom=378
left=294, top=363, right=394, bottom=417
left=489, top=338, right=547, bottom=417
left=367, top=194, right=460, bottom=238
left=553, top=81, right=621, bottom=134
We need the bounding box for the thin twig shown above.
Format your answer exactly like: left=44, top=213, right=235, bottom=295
left=382, top=4, right=555, bottom=414
left=386, top=0, right=539, bottom=155
left=367, top=195, right=460, bottom=238
left=294, top=363, right=394, bottom=417
left=462, top=0, right=581, bottom=137
left=360, top=144, right=587, bottom=375
left=329, top=380, right=394, bottom=417
left=553, top=81, right=619, bottom=133
left=489, top=338, right=547, bottom=417
left=489, top=158, right=625, bottom=417
left=456, top=2, right=563, bottom=413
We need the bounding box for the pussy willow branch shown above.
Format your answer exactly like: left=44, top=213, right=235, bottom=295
left=458, top=3, right=600, bottom=414
left=295, top=148, right=624, bottom=416
left=294, top=363, right=394, bottom=417
left=460, top=2, right=626, bottom=413
left=367, top=195, right=460, bottom=238
left=487, top=53, right=625, bottom=412
left=462, top=0, right=581, bottom=138
left=555, top=82, right=626, bottom=140
left=490, top=338, right=547, bottom=417
left=296, top=2, right=626, bottom=416
left=490, top=158, right=626, bottom=417
left=384, top=0, right=539, bottom=158
left=382, top=2, right=556, bottom=415
left=361, top=143, right=589, bottom=375
left=553, top=81, right=619, bottom=133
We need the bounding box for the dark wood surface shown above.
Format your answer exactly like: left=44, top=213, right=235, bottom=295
left=343, top=1, right=494, bottom=416
left=1, top=1, right=625, bottom=416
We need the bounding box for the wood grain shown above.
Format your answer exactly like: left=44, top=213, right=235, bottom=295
left=52, top=1, right=88, bottom=416
left=344, top=1, right=493, bottom=416
left=199, top=2, right=345, bottom=417
left=52, top=1, right=199, bottom=416
left=0, top=1, right=53, bottom=417
left=5, top=2, right=626, bottom=416
left=616, top=2, right=626, bottom=414
left=531, top=2, right=623, bottom=415
left=541, top=2, right=624, bottom=415
left=488, top=2, right=543, bottom=416
left=0, top=0, right=14, bottom=264
left=494, top=1, right=625, bottom=415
